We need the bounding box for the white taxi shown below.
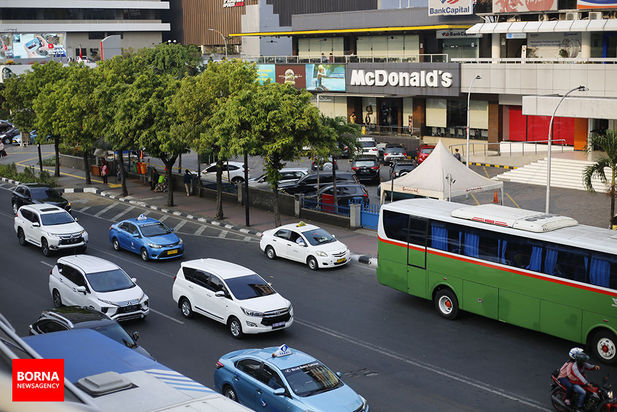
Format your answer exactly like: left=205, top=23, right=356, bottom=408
left=260, top=222, right=350, bottom=270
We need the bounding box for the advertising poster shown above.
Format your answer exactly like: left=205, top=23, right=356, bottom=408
left=493, top=0, right=557, bottom=13
left=223, top=0, right=245, bottom=6
left=428, top=0, right=473, bottom=16
left=256, top=64, right=275, bottom=84
left=526, top=33, right=581, bottom=58
left=274, top=64, right=306, bottom=89
left=305, top=64, right=345, bottom=92
left=1, top=33, right=67, bottom=60
left=578, top=0, right=617, bottom=8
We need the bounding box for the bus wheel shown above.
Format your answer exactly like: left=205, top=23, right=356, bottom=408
left=591, top=329, right=617, bottom=365
left=434, top=288, right=459, bottom=320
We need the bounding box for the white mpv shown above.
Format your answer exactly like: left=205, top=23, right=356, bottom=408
left=48, top=255, right=149, bottom=321
left=14, top=204, right=88, bottom=256
left=172, top=259, right=293, bottom=338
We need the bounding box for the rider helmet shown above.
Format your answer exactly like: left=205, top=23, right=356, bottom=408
left=569, top=347, right=584, bottom=360
left=574, top=352, right=590, bottom=365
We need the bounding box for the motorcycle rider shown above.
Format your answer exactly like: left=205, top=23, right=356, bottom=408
left=557, top=348, right=600, bottom=410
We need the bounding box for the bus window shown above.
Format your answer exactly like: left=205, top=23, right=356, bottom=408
left=408, top=217, right=427, bottom=246
left=383, top=210, right=408, bottom=242
left=544, top=246, right=589, bottom=283
left=430, top=223, right=447, bottom=251
left=590, top=254, right=617, bottom=289
left=502, top=236, right=533, bottom=269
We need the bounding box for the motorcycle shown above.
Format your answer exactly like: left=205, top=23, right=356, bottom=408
left=551, top=370, right=617, bottom=411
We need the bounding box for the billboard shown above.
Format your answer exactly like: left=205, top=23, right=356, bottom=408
left=223, top=0, right=245, bottom=7
left=578, top=0, right=617, bottom=8
left=275, top=64, right=306, bottom=89
left=256, top=64, right=275, bottom=84
left=1, top=33, right=66, bottom=60
left=428, top=0, right=472, bottom=16
left=305, top=64, right=345, bottom=92
left=493, top=0, right=557, bottom=13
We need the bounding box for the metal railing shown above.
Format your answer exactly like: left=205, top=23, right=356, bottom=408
left=243, top=54, right=449, bottom=64
left=448, top=139, right=567, bottom=157
left=452, top=57, right=617, bottom=64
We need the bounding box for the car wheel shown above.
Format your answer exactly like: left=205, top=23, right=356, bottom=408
left=307, top=256, right=319, bottom=271
left=17, top=228, right=26, bottom=246
left=265, top=246, right=276, bottom=260
left=3, top=137, right=10, bottom=145
left=12, top=202, right=18, bottom=215
left=52, top=289, right=62, bottom=307
left=223, top=385, right=238, bottom=402
left=591, top=329, right=617, bottom=365
left=112, top=238, right=120, bottom=251
left=140, top=247, right=149, bottom=262
left=434, top=288, right=459, bottom=320
left=228, top=316, right=244, bottom=339
left=179, top=298, right=193, bottom=318
left=41, top=238, right=51, bottom=257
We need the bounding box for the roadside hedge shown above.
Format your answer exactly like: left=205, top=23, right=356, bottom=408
left=0, top=163, right=56, bottom=187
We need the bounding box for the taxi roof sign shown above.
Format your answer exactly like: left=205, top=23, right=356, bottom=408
left=137, top=214, right=148, bottom=221
left=296, top=221, right=306, bottom=227
left=272, top=344, right=292, bottom=358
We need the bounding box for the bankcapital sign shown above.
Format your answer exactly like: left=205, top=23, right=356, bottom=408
left=345, top=63, right=460, bottom=97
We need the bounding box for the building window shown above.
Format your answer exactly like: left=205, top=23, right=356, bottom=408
left=88, top=32, right=105, bottom=40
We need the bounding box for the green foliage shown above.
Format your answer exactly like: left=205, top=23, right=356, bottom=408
left=320, top=115, right=361, bottom=157
left=0, top=163, right=56, bottom=186
left=583, top=130, right=617, bottom=227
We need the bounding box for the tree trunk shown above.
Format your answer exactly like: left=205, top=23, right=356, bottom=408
left=611, top=169, right=616, bottom=229
left=54, top=137, right=60, bottom=177
left=331, top=156, right=338, bottom=212
left=164, top=156, right=177, bottom=207
left=83, top=151, right=91, bottom=185
left=118, top=150, right=127, bottom=196
left=273, top=180, right=281, bottom=227
left=215, top=159, right=224, bottom=220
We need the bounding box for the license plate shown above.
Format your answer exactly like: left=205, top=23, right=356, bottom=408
left=272, top=322, right=286, bottom=328
left=336, top=258, right=346, bottom=264
left=167, top=249, right=178, bottom=255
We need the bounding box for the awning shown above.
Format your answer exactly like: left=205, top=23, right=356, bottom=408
left=467, top=19, right=617, bottom=34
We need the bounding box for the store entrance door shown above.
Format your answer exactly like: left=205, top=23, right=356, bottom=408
left=376, top=98, right=402, bottom=133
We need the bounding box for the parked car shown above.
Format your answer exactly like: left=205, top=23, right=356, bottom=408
left=28, top=306, right=152, bottom=359
left=391, top=160, right=416, bottom=178
left=310, top=158, right=338, bottom=171
left=383, top=144, right=407, bottom=164
left=214, top=344, right=369, bottom=412
left=1, top=127, right=20, bottom=145
left=172, top=258, right=293, bottom=338
left=351, top=157, right=380, bottom=183
left=376, top=142, right=388, bottom=162
left=260, top=222, right=350, bottom=270
left=12, top=183, right=71, bottom=215
left=249, top=168, right=308, bottom=190
left=201, top=161, right=249, bottom=183
left=14, top=204, right=87, bottom=256
left=279, top=172, right=357, bottom=196
left=305, top=184, right=369, bottom=207
left=109, top=214, right=183, bottom=261
left=417, top=144, right=435, bottom=164
left=355, top=137, right=379, bottom=158
left=48, top=255, right=149, bottom=321
left=339, top=142, right=352, bottom=159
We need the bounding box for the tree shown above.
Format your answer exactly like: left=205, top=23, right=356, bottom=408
left=34, top=65, right=103, bottom=184
left=583, top=130, right=617, bottom=229
left=2, top=62, right=67, bottom=176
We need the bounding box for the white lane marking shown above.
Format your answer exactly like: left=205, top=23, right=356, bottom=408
left=194, top=226, right=206, bottom=236
left=295, top=318, right=550, bottom=411
left=173, top=220, right=187, bottom=231
left=77, top=206, right=91, bottom=213
left=92, top=248, right=175, bottom=279
left=94, top=203, right=117, bottom=218
left=150, top=308, right=184, bottom=325
left=159, top=215, right=168, bottom=223
left=40, top=261, right=53, bottom=268
left=218, top=230, right=228, bottom=239
left=111, top=205, right=136, bottom=221
left=243, top=236, right=252, bottom=242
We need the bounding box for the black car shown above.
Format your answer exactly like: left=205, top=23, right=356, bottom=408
left=391, top=160, right=416, bottom=178
left=12, top=183, right=71, bottom=215
left=352, top=157, right=380, bottom=184
left=1, top=127, right=19, bottom=145
left=305, top=184, right=369, bottom=206
left=29, top=306, right=153, bottom=359
left=279, top=172, right=358, bottom=195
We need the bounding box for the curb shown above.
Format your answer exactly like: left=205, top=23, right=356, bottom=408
left=467, top=162, right=518, bottom=170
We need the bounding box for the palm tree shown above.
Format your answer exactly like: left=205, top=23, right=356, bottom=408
left=583, top=130, right=617, bottom=229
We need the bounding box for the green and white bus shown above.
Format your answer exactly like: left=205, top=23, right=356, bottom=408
left=377, top=198, right=617, bottom=364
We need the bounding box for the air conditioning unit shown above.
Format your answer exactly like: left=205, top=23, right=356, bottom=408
left=565, top=11, right=580, bottom=20
left=589, top=11, right=602, bottom=19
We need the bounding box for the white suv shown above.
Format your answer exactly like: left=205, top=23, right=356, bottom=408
left=201, top=161, right=250, bottom=183
left=49, top=255, right=149, bottom=321
left=356, top=138, right=379, bottom=157
left=14, top=204, right=88, bottom=256
left=172, top=259, right=293, bottom=338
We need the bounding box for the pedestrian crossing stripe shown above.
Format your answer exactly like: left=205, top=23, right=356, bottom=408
left=145, top=369, right=213, bottom=393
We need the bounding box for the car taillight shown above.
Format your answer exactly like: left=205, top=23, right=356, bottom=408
left=50, top=268, right=53, bottom=274
left=371, top=166, right=379, bottom=170
left=215, top=361, right=224, bottom=369
left=352, top=167, right=359, bottom=171
left=384, top=152, right=389, bottom=156
left=109, top=225, right=113, bottom=230
left=403, top=153, right=407, bottom=156
left=173, top=275, right=176, bottom=280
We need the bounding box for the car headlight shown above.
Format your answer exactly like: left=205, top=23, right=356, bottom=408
left=608, top=390, right=614, bottom=399
left=241, top=308, right=264, bottom=317
left=288, top=305, right=293, bottom=315
left=178, top=238, right=183, bottom=245
left=147, top=243, right=163, bottom=249
left=79, top=230, right=85, bottom=236
left=42, top=231, right=58, bottom=238
left=316, top=251, right=328, bottom=257
left=98, top=298, right=117, bottom=306
left=360, top=396, right=368, bottom=411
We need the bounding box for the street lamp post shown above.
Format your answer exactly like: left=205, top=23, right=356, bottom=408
left=545, top=85, right=587, bottom=213
left=208, top=28, right=227, bottom=59
left=466, top=74, right=481, bottom=168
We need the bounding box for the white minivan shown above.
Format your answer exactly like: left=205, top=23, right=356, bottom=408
left=172, top=259, right=293, bottom=338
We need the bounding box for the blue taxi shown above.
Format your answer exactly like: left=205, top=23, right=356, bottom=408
left=109, top=214, right=184, bottom=261
left=214, top=345, right=368, bottom=412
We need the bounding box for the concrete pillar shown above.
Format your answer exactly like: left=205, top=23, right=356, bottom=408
left=237, top=183, right=243, bottom=204
left=491, top=34, right=501, bottom=60
left=349, top=203, right=361, bottom=229
left=581, top=32, right=591, bottom=59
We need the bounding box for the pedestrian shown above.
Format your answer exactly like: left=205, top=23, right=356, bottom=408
left=329, top=52, right=334, bottom=63
left=150, top=167, right=159, bottom=191
left=183, top=169, right=192, bottom=197
left=320, top=52, right=327, bottom=63
left=454, top=148, right=462, bottom=162
left=0, top=141, right=6, bottom=158
left=100, top=161, right=108, bottom=184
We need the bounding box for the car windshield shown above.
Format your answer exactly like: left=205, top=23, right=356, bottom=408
left=139, top=222, right=171, bottom=237
left=354, top=160, right=376, bottom=167
left=225, top=274, right=275, bottom=300
left=421, top=148, right=434, bottom=154
left=360, top=141, right=376, bottom=148
left=40, top=212, right=74, bottom=226
left=387, top=148, right=405, bottom=153
left=85, top=269, right=135, bottom=293
left=30, top=187, right=61, bottom=200
left=302, top=228, right=336, bottom=246
left=281, top=361, right=342, bottom=397
left=92, top=323, right=136, bottom=348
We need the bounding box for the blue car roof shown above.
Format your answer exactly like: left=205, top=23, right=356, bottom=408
left=123, top=217, right=162, bottom=226
left=227, top=347, right=318, bottom=370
